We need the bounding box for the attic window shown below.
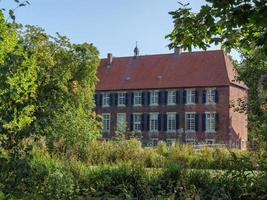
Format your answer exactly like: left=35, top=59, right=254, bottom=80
left=125, top=77, right=131, bottom=81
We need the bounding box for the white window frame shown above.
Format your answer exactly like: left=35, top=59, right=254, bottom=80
left=205, top=112, right=216, bottom=133
left=117, top=113, right=126, bottom=132
left=102, top=93, right=110, bottom=107
left=206, top=88, right=216, bottom=104
left=133, top=113, right=142, bottom=132
left=186, top=89, right=196, bottom=105
left=167, top=90, right=176, bottom=105
left=102, top=113, right=110, bottom=132
left=167, top=112, right=176, bottom=132
left=185, top=112, right=196, bottom=133
left=117, top=92, right=126, bottom=107
left=149, top=113, right=159, bottom=132
left=150, top=90, right=159, bottom=106
left=133, top=91, right=142, bottom=106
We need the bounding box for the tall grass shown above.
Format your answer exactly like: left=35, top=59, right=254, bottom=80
left=1, top=139, right=267, bottom=199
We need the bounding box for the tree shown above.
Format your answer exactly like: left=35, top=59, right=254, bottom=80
left=0, top=11, right=37, bottom=157
left=166, top=0, right=267, bottom=146
left=18, top=26, right=101, bottom=152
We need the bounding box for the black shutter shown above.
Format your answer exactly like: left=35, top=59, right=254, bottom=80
left=109, top=93, right=113, bottom=106
left=147, top=114, right=150, bottom=131
left=202, top=113, right=206, bottom=131
left=159, top=91, right=165, bottom=105
left=99, top=94, right=103, bottom=107
left=141, top=114, right=145, bottom=131
left=114, top=93, right=118, bottom=106
left=183, top=90, right=187, bottom=104
left=163, top=114, right=167, bottom=131
left=176, top=90, right=180, bottom=104
left=195, top=114, right=199, bottom=131
left=215, top=90, right=219, bottom=103
left=202, top=90, right=206, bottom=104
left=195, top=90, right=198, bottom=103
left=164, top=91, right=168, bottom=105
left=142, top=92, right=145, bottom=105
left=129, top=114, right=133, bottom=131
left=215, top=113, right=219, bottom=131
left=158, top=91, right=161, bottom=105
left=176, top=114, right=179, bottom=130
left=158, top=114, right=161, bottom=131
left=125, top=93, right=129, bottom=105
left=130, top=92, right=134, bottom=106
left=147, top=92, right=150, bottom=105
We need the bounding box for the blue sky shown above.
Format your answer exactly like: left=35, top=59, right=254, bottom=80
left=2, top=0, right=226, bottom=58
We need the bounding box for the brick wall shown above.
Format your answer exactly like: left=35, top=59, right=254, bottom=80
left=95, top=86, right=233, bottom=145
left=229, top=85, right=248, bottom=149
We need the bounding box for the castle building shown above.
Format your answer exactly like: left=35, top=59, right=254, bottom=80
left=94, top=48, right=248, bottom=149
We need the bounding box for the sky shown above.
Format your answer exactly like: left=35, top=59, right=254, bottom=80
left=1, top=0, right=228, bottom=59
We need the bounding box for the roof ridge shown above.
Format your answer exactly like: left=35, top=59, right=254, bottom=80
left=100, top=49, right=224, bottom=60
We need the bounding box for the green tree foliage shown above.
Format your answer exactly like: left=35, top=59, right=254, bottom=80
left=166, top=0, right=267, bottom=145
left=18, top=25, right=101, bottom=151
left=1, top=12, right=101, bottom=156
left=0, top=11, right=37, bottom=157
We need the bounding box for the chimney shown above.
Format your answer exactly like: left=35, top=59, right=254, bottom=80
left=174, top=46, right=183, bottom=55
left=107, top=53, right=113, bottom=65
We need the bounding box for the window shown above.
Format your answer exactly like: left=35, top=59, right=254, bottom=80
left=102, top=93, right=110, bottom=107
left=206, top=112, right=216, bottom=132
left=102, top=113, right=110, bottom=132
left=185, top=112, right=196, bottom=132
left=206, top=88, right=216, bottom=104
left=168, top=91, right=176, bottom=105
left=149, top=113, right=159, bottom=132
left=117, top=113, right=126, bottom=132
left=118, top=92, right=126, bottom=106
left=167, top=113, right=176, bottom=132
left=133, top=113, right=142, bottom=132
left=134, top=91, right=142, bottom=106
left=186, top=89, right=196, bottom=104
left=150, top=91, right=159, bottom=105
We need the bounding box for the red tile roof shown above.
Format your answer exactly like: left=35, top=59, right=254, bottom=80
left=96, top=50, right=246, bottom=91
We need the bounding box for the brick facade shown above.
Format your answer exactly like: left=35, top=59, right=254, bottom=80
left=94, top=50, right=248, bottom=149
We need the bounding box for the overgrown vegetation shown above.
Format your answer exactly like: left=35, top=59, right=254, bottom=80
left=1, top=1, right=267, bottom=199
left=1, top=139, right=267, bottom=199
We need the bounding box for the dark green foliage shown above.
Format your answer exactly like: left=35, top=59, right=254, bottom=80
left=0, top=11, right=37, bottom=158
left=167, top=0, right=267, bottom=146
left=1, top=146, right=266, bottom=199
left=17, top=26, right=101, bottom=150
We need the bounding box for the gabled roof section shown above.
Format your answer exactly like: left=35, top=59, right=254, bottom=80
left=223, top=52, right=247, bottom=89
left=96, top=50, right=246, bottom=91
